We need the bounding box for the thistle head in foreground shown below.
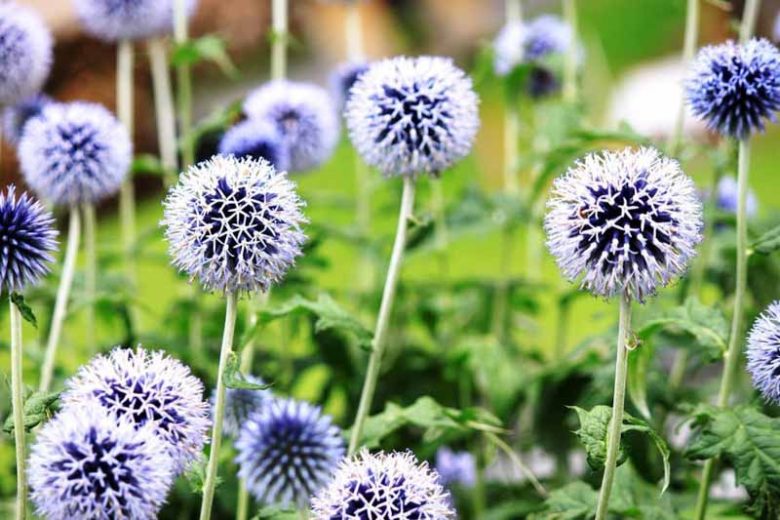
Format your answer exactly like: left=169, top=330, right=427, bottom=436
left=311, top=450, right=455, bottom=519
left=61, top=346, right=211, bottom=473
left=544, top=148, right=702, bottom=301
left=236, top=398, right=345, bottom=507
left=162, top=155, right=307, bottom=293
left=218, top=118, right=291, bottom=172
left=28, top=406, right=174, bottom=520
left=0, top=4, right=52, bottom=105
left=2, top=93, right=51, bottom=146
left=73, top=0, right=198, bottom=41
left=212, top=373, right=271, bottom=438
left=346, top=56, right=479, bottom=178
left=686, top=38, right=780, bottom=139
left=243, top=80, right=339, bottom=173
left=0, top=186, right=58, bottom=294
left=747, top=302, right=780, bottom=404
left=19, top=101, right=132, bottom=207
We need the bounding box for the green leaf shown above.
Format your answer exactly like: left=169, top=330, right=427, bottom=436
left=131, top=154, right=165, bottom=177
left=223, top=353, right=272, bottom=390
left=172, top=35, right=238, bottom=78
left=750, top=225, right=780, bottom=255
left=10, top=292, right=37, bottom=328
left=251, top=506, right=300, bottom=520
left=3, top=390, right=60, bottom=434
left=534, top=481, right=597, bottom=520
left=627, top=338, right=654, bottom=420
left=182, top=454, right=217, bottom=494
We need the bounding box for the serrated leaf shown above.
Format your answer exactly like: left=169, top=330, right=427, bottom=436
left=750, top=225, right=780, bottom=255
left=223, top=353, right=271, bottom=390
left=172, top=35, right=238, bottom=78
left=10, top=293, right=37, bottom=328
left=533, top=481, right=597, bottom=520
left=3, top=390, right=59, bottom=434
left=183, top=454, right=216, bottom=494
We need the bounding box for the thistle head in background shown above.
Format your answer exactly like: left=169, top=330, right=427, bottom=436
left=243, top=80, right=339, bottom=173
left=218, top=118, right=291, bottom=172
left=2, top=94, right=52, bottom=146
left=61, top=346, right=211, bottom=473
left=329, top=61, right=369, bottom=111
left=235, top=397, right=345, bottom=507
left=0, top=186, right=58, bottom=294
left=19, top=101, right=132, bottom=207
left=311, top=450, right=455, bottom=519
left=715, top=176, right=758, bottom=217
left=346, top=56, right=479, bottom=178
left=162, top=155, right=307, bottom=293
left=747, top=302, right=780, bottom=404
left=28, top=406, right=174, bottom=520
left=0, top=4, right=52, bottom=105
left=493, top=15, right=573, bottom=77
left=544, top=147, right=702, bottom=301
left=73, top=0, right=198, bottom=41
left=435, top=447, right=477, bottom=488
left=686, top=38, right=780, bottom=139
left=212, top=374, right=271, bottom=438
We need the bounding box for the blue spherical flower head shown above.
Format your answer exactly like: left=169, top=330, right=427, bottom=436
left=435, top=447, right=476, bottom=488
left=243, top=80, right=339, bottom=173
left=212, top=373, right=271, bottom=438
left=0, top=4, right=52, bottom=105
left=236, top=397, right=345, bottom=507
left=28, top=405, right=175, bottom=520
left=19, top=101, right=132, bottom=207
left=716, top=176, right=758, bottom=217
left=2, top=94, right=51, bottom=146
left=347, top=56, right=480, bottom=178
left=218, top=118, right=291, bottom=172
left=162, top=155, right=307, bottom=293
left=62, top=346, right=211, bottom=474
left=545, top=148, right=702, bottom=301
left=329, top=61, right=369, bottom=111
left=747, top=302, right=780, bottom=404
left=493, top=16, right=573, bottom=76
left=73, top=0, right=198, bottom=41
left=686, top=38, right=780, bottom=139
left=0, top=186, right=58, bottom=294
left=311, top=450, right=455, bottom=519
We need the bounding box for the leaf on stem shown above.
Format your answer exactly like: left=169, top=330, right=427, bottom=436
left=10, top=292, right=37, bottom=328
left=3, top=390, right=59, bottom=434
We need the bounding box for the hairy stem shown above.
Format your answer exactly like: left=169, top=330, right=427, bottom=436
left=83, top=203, right=97, bottom=353
left=9, top=297, right=27, bottom=520
left=148, top=38, right=179, bottom=187
left=670, top=0, right=700, bottom=156
left=117, top=39, right=136, bottom=285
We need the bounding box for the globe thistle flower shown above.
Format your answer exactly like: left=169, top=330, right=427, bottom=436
left=243, top=80, right=339, bottom=173
left=311, top=450, right=455, bottom=519
left=61, top=346, right=211, bottom=473
left=329, top=61, right=369, bottom=111
left=746, top=301, right=780, bottom=404
left=493, top=22, right=525, bottom=77
left=493, top=16, right=573, bottom=76
left=1, top=94, right=51, bottom=146
left=544, top=147, right=702, bottom=301
left=162, top=155, right=307, bottom=293
left=686, top=38, right=780, bottom=139
left=0, top=4, right=52, bottom=105
left=218, top=118, right=291, bottom=172
left=715, top=176, right=758, bottom=217
left=28, top=405, right=174, bottom=520
left=235, top=398, right=345, bottom=507
left=346, top=56, right=479, bottom=177
left=435, top=447, right=476, bottom=488
left=212, top=374, right=271, bottom=438
left=73, top=0, right=198, bottom=42
left=19, top=102, right=132, bottom=207
left=0, top=186, right=58, bottom=294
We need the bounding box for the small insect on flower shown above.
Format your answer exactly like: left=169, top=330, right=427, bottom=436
left=236, top=397, right=345, bottom=507
left=747, top=302, right=780, bottom=404
left=73, top=0, right=198, bottom=41
left=162, top=155, right=307, bottom=293
left=715, top=176, right=758, bottom=217
left=19, top=101, right=132, bottom=207
left=0, top=4, right=52, bottom=105
left=545, top=147, right=702, bottom=301
left=346, top=56, right=479, bottom=178
left=218, top=118, right=291, bottom=172
left=213, top=374, right=271, bottom=438
left=0, top=186, right=58, bottom=294
left=686, top=38, right=780, bottom=139
left=2, top=94, right=51, bottom=146
left=435, top=447, right=477, bottom=488
left=329, top=61, right=369, bottom=111
left=243, top=80, right=339, bottom=173
left=312, top=450, right=455, bottom=519
left=28, top=405, right=175, bottom=520
left=61, top=346, right=211, bottom=473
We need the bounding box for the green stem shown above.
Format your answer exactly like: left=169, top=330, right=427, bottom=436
left=83, top=203, right=97, bottom=353
left=739, top=0, right=761, bottom=44
left=670, top=0, right=700, bottom=157
left=348, top=177, right=416, bottom=456
left=503, top=106, right=520, bottom=195
left=117, top=39, right=136, bottom=284
left=39, top=207, right=81, bottom=392
left=148, top=37, right=179, bottom=187
left=271, top=0, right=289, bottom=81
left=199, top=292, right=238, bottom=520
left=236, top=486, right=250, bottom=520
left=594, top=292, right=632, bottom=520
left=562, top=0, right=578, bottom=103
left=9, top=297, right=27, bottom=520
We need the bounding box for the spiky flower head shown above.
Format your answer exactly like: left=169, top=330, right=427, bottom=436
left=236, top=398, right=345, bottom=507
left=19, top=101, right=132, bottom=206
left=218, top=118, right=290, bottom=172
left=312, top=450, right=454, bottom=519
left=0, top=186, right=58, bottom=294
left=329, top=61, right=369, bottom=111
left=212, top=374, right=271, bottom=438
left=747, top=302, right=780, bottom=404
left=2, top=94, right=51, bottom=146
left=0, top=4, right=52, bottom=105
left=73, top=0, right=198, bottom=41
left=61, top=346, right=211, bottom=473
left=435, top=447, right=476, bottom=488
left=28, top=405, right=174, bottom=520
left=493, top=15, right=573, bottom=76
left=346, top=56, right=479, bottom=178
left=162, top=155, right=307, bottom=293
left=686, top=38, right=780, bottom=139
left=715, top=176, right=758, bottom=217
left=243, top=80, right=339, bottom=173
left=545, top=147, right=702, bottom=301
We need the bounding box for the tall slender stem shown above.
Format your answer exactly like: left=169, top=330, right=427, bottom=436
left=199, top=292, right=238, bottom=520
left=506, top=0, right=522, bottom=23
left=739, top=0, right=761, bottom=44
left=39, top=208, right=81, bottom=392
left=117, top=40, right=136, bottom=284
left=503, top=107, right=520, bottom=196
left=562, top=0, right=578, bottom=103
left=345, top=2, right=364, bottom=62
left=348, top=177, right=416, bottom=455
left=9, top=298, right=27, bottom=520
left=83, top=203, right=97, bottom=353
left=595, top=293, right=632, bottom=520
left=148, top=38, right=179, bottom=187
left=271, top=0, right=289, bottom=81
left=671, top=0, right=700, bottom=156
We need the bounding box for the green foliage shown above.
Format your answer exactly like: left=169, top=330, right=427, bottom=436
left=224, top=353, right=272, bottom=390
left=750, top=225, right=780, bottom=256
left=3, top=390, right=59, bottom=434
left=251, top=507, right=300, bottom=520
left=9, top=293, right=37, bottom=328
left=172, top=35, right=238, bottom=78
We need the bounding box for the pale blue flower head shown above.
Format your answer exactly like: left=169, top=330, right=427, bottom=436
left=212, top=374, right=271, bottom=438
left=346, top=56, right=479, bottom=178
left=435, top=447, right=476, bottom=488
left=747, top=302, right=780, bottom=404
left=218, top=118, right=290, bottom=172
left=0, top=186, right=58, bottom=294
left=329, top=61, right=369, bottom=111
left=545, top=147, right=702, bottom=301
left=62, top=346, right=211, bottom=474
left=243, top=80, right=339, bottom=173
left=2, top=94, right=51, bottom=146
left=686, top=38, right=780, bottom=139
left=73, top=0, right=198, bottom=41
left=19, top=101, right=132, bottom=206
left=236, top=397, right=345, bottom=507
left=162, top=155, right=307, bottom=293
left=715, top=176, right=757, bottom=217
left=311, top=450, right=455, bottom=519
left=28, top=405, right=175, bottom=520
left=0, top=4, right=52, bottom=105
left=493, top=15, right=573, bottom=76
